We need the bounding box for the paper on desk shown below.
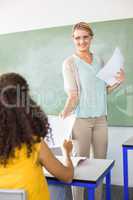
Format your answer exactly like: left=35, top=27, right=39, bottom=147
left=96, top=47, right=124, bottom=86
left=56, top=156, right=87, bottom=167
left=43, top=156, right=87, bottom=177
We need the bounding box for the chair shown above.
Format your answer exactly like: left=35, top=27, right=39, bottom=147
left=0, top=189, right=27, bottom=200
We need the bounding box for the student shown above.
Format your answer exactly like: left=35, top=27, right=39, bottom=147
left=60, top=22, right=125, bottom=200
left=0, top=73, right=74, bottom=200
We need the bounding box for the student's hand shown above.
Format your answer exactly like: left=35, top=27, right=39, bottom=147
left=115, top=68, right=125, bottom=83
left=62, top=139, right=73, bottom=156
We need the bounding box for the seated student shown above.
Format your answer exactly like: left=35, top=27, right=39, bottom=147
left=0, top=73, right=74, bottom=200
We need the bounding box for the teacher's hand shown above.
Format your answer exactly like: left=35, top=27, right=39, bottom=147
left=115, top=68, right=125, bottom=83
left=59, top=110, right=70, bottom=119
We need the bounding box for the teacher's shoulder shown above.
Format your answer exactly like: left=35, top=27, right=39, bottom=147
left=63, top=55, right=75, bottom=70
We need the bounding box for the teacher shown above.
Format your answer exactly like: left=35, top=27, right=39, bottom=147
left=60, top=21, right=125, bottom=200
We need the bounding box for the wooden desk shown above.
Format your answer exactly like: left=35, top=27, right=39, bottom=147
left=122, top=137, right=133, bottom=200
left=45, top=158, right=115, bottom=200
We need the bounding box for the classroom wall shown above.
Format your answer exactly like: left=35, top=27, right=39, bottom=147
left=0, top=0, right=133, bottom=186
left=0, top=0, right=133, bottom=34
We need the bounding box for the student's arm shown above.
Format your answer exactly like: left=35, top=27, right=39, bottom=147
left=107, top=68, right=125, bottom=94
left=39, top=139, right=74, bottom=183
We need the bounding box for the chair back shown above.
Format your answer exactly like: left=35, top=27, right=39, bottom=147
left=0, top=189, right=27, bottom=200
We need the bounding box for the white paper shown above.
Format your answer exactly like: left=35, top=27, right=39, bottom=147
left=56, top=156, right=87, bottom=167
left=43, top=156, right=87, bottom=178
left=96, top=47, right=124, bottom=86
left=48, top=115, right=75, bottom=147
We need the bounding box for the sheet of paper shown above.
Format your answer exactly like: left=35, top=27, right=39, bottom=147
left=43, top=156, right=87, bottom=177
left=96, top=47, right=124, bottom=86
left=48, top=115, right=75, bottom=147
left=56, top=156, right=87, bottom=167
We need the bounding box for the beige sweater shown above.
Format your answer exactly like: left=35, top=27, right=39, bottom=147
left=62, top=55, right=80, bottom=96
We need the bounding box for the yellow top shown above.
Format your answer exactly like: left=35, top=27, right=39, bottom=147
left=0, top=142, right=50, bottom=200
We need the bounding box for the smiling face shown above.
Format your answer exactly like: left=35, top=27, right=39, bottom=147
left=72, top=28, right=92, bottom=53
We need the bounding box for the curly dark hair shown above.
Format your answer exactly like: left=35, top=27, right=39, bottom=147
left=0, top=73, right=51, bottom=166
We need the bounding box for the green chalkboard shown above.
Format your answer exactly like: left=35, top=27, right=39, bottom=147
left=0, top=18, right=133, bottom=126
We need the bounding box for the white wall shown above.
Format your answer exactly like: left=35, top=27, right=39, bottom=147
left=0, top=0, right=133, bottom=34
left=0, top=0, right=133, bottom=186
left=108, top=127, right=133, bottom=186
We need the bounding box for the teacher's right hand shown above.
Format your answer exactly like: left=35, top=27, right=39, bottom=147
left=59, top=110, right=70, bottom=119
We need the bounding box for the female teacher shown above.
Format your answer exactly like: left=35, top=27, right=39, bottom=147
left=60, top=22, right=125, bottom=200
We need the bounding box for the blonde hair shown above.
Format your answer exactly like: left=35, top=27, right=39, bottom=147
left=72, top=22, right=94, bottom=37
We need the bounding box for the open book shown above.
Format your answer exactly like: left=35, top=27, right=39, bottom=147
left=43, top=156, right=87, bottom=177
left=56, top=156, right=87, bottom=167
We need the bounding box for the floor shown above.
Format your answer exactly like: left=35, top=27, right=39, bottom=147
left=103, top=185, right=133, bottom=200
